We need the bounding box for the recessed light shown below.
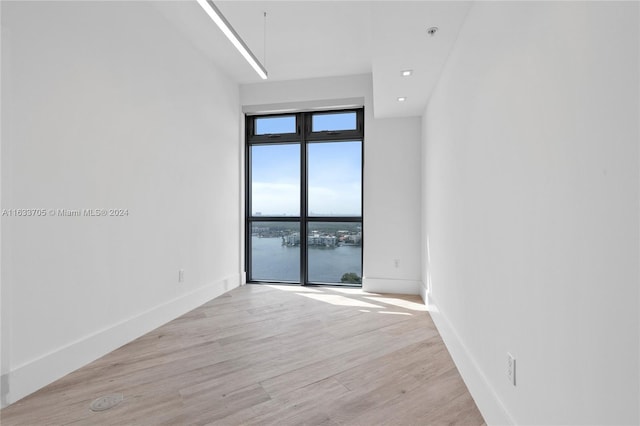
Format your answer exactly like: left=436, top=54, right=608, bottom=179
left=397, top=97, right=407, bottom=102
left=401, top=70, right=413, bottom=77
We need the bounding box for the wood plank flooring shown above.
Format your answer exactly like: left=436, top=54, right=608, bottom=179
left=0, top=284, right=485, bottom=425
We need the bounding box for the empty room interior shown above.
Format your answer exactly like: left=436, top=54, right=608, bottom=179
left=1, top=1, right=639, bottom=425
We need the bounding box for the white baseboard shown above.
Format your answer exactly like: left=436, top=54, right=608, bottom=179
left=1, top=274, right=241, bottom=408
left=428, top=293, right=515, bottom=426
left=362, top=277, right=422, bottom=295
left=418, top=280, right=428, bottom=303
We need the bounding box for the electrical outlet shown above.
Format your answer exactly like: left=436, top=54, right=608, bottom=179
left=507, top=352, right=516, bottom=386
left=394, top=259, right=400, bottom=268
left=178, top=269, right=184, bottom=283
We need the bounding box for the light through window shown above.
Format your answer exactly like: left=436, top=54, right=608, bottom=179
left=246, top=109, right=364, bottom=285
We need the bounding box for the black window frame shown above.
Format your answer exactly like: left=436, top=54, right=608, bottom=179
left=245, top=108, right=364, bottom=286
left=248, top=114, right=302, bottom=143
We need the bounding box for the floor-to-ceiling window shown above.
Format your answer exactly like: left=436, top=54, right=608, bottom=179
left=246, top=109, right=364, bottom=286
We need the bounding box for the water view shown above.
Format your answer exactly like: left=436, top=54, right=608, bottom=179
left=250, top=222, right=362, bottom=284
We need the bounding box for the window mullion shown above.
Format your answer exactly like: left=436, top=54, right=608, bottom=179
left=300, top=112, right=308, bottom=285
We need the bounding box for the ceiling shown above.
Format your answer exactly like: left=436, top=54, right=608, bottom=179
left=153, top=1, right=471, bottom=118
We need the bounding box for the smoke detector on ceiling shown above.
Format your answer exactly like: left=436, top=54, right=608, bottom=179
left=427, top=27, right=439, bottom=37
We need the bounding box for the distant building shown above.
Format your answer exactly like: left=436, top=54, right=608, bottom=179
left=343, top=233, right=362, bottom=245
left=283, top=233, right=300, bottom=246
left=308, top=231, right=337, bottom=247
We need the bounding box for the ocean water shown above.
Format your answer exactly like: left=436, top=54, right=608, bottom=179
left=250, top=236, right=362, bottom=284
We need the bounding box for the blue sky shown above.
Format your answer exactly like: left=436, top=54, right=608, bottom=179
left=251, top=141, right=361, bottom=216
left=255, top=112, right=356, bottom=135
left=251, top=112, right=362, bottom=216
left=308, top=142, right=361, bottom=215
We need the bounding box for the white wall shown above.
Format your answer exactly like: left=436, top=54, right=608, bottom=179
left=1, top=1, right=242, bottom=407
left=241, top=74, right=423, bottom=294
left=422, top=2, right=639, bottom=424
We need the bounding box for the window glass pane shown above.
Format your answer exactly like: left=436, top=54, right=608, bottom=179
left=255, top=115, right=296, bottom=135
left=251, top=222, right=300, bottom=282
left=308, top=141, right=361, bottom=216
left=251, top=144, right=299, bottom=216
left=307, top=222, right=362, bottom=284
left=312, top=112, right=357, bottom=132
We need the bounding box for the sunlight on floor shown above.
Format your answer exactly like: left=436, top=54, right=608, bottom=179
left=329, top=287, right=381, bottom=296
left=296, top=292, right=383, bottom=308
left=363, top=296, right=428, bottom=312
left=265, top=284, right=427, bottom=316
left=359, top=308, right=411, bottom=316
left=266, top=284, right=322, bottom=293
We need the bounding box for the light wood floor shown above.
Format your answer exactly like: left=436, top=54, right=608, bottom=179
left=0, top=284, right=485, bottom=425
